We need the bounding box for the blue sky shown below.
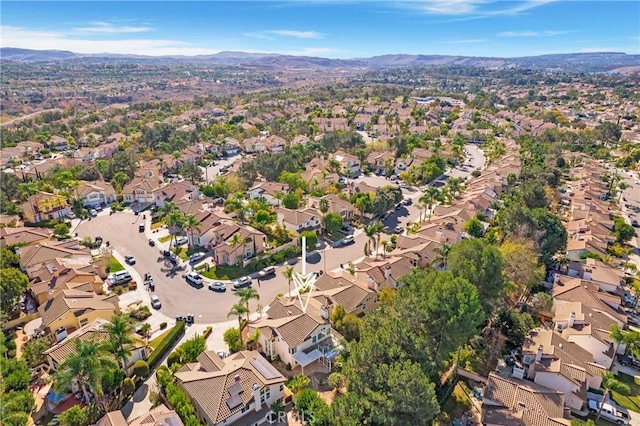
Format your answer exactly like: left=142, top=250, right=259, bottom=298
left=1, top=1, right=639, bottom=57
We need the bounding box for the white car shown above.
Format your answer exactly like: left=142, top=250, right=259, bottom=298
left=175, top=236, right=188, bottom=246
left=150, top=295, right=161, bottom=309
left=185, top=272, right=204, bottom=287
left=588, top=400, right=630, bottom=424
left=208, top=282, right=226, bottom=292
left=189, top=252, right=205, bottom=263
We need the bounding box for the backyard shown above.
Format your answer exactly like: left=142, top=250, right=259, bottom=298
left=434, top=380, right=474, bottom=426
left=611, top=372, right=640, bottom=413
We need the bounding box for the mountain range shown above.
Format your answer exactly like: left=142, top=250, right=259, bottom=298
left=2, top=48, right=639, bottom=73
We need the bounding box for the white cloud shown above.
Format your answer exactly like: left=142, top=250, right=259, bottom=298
left=498, top=30, right=571, bottom=37
left=0, top=25, right=219, bottom=56
left=406, top=0, right=557, bottom=19
left=72, top=21, right=153, bottom=34
left=244, top=29, right=325, bottom=39
left=415, top=0, right=484, bottom=15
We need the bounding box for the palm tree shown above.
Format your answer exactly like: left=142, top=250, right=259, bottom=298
left=236, top=287, right=260, bottom=323
left=282, top=266, right=295, bottom=296
left=364, top=223, right=377, bottom=257
left=183, top=213, right=202, bottom=248
left=319, top=198, right=329, bottom=218
left=101, top=314, right=135, bottom=370
left=53, top=339, right=118, bottom=403
left=446, top=177, right=464, bottom=199
left=139, top=323, right=152, bottom=346
left=422, top=186, right=441, bottom=222
left=433, top=243, right=451, bottom=270
left=227, top=303, right=249, bottom=346
left=596, top=372, right=630, bottom=421
left=158, top=201, right=177, bottom=220
left=228, top=233, right=246, bottom=265
left=165, top=210, right=185, bottom=252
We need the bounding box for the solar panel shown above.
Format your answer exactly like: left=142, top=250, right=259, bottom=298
left=226, top=394, right=243, bottom=410
left=227, top=382, right=242, bottom=396
left=250, top=356, right=281, bottom=380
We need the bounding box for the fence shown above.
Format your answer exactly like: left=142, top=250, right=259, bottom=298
left=2, top=312, right=40, bottom=330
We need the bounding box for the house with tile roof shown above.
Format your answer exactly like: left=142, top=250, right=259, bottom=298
left=127, top=405, right=184, bottom=426
left=175, top=350, right=286, bottom=426
left=0, top=226, right=50, bottom=248
left=29, top=266, right=104, bottom=306
left=95, top=411, right=128, bottom=426
left=331, top=150, right=360, bottom=176
left=482, top=372, right=571, bottom=426
left=37, top=289, right=120, bottom=336
left=276, top=207, right=322, bottom=233
left=20, top=192, right=71, bottom=223
left=308, top=195, right=355, bottom=221
left=43, top=319, right=146, bottom=374
left=17, top=240, right=92, bottom=279
left=153, top=180, right=199, bottom=208
left=76, top=181, right=117, bottom=208
left=207, top=223, right=266, bottom=266
left=248, top=181, right=289, bottom=206
left=122, top=175, right=163, bottom=205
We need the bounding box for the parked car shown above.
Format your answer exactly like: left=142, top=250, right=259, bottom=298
left=341, top=235, right=354, bottom=245
left=89, top=209, right=98, bottom=217
left=124, top=255, right=136, bottom=265
left=185, top=272, right=204, bottom=288
left=627, top=315, right=640, bottom=327
left=617, top=354, right=640, bottom=370
left=67, top=212, right=76, bottom=219
left=632, top=219, right=639, bottom=228
left=150, top=295, right=161, bottom=309
left=189, top=252, right=205, bottom=263
left=208, top=282, right=226, bottom=292
left=233, top=276, right=252, bottom=290
left=139, top=223, right=145, bottom=232
left=258, top=266, right=276, bottom=278
left=587, top=400, right=630, bottom=424
left=394, top=225, right=404, bottom=234
left=213, top=197, right=225, bottom=205
left=402, top=198, right=413, bottom=206
left=175, top=236, right=188, bottom=246
left=148, top=239, right=155, bottom=247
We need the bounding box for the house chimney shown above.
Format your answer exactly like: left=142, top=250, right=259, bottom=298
left=384, top=265, right=391, bottom=282
left=568, top=312, right=575, bottom=328
left=320, top=305, right=329, bottom=321
left=583, top=269, right=592, bottom=282
left=252, top=383, right=261, bottom=412
left=234, top=374, right=240, bottom=383
left=535, top=345, right=543, bottom=362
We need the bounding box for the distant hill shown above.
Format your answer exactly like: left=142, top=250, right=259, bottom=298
left=2, top=48, right=639, bottom=73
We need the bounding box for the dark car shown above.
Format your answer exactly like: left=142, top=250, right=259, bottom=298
left=124, top=255, right=136, bottom=265
left=632, top=219, right=639, bottom=228
left=617, top=354, right=640, bottom=370
left=139, top=223, right=145, bottom=232
left=148, top=239, right=155, bottom=247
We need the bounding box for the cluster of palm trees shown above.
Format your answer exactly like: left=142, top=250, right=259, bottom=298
left=364, top=221, right=383, bottom=258
left=52, top=314, right=145, bottom=412
left=157, top=202, right=202, bottom=250
left=227, top=287, right=261, bottom=346
left=415, top=177, right=465, bottom=222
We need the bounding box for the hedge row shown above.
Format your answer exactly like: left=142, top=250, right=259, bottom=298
left=148, top=321, right=185, bottom=369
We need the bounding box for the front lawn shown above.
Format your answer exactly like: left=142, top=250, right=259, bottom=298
left=611, top=372, right=640, bottom=413
left=108, top=257, right=125, bottom=273
left=158, top=235, right=172, bottom=243
left=324, top=231, right=346, bottom=243
left=150, top=220, right=164, bottom=230
left=201, top=264, right=249, bottom=280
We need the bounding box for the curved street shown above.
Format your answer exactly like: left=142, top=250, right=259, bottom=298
left=74, top=144, right=485, bottom=324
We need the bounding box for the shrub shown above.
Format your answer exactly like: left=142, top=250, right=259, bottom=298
left=122, top=378, right=135, bottom=396
left=471, top=170, right=481, bottom=177
left=167, top=351, right=181, bottom=367
left=147, top=321, right=185, bottom=369
left=128, top=281, right=137, bottom=291
left=223, top=327, right=243, bottom=354
left=129, top=306, right=151, bottom=321
left=133, top=360, right=149, bottom=378
left=159, top=322, right=168, bottom=330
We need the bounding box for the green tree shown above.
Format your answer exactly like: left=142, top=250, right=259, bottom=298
left=319, top=198, right=329, bottom=218
left=282, top=193, right=301, bottom=209
left=0, top=268, right=29, bottom=317
left=59, top=405, right=89, bottom=426
left=176, top=334, right=206, bottom=364
left=447, top=238, right=504, bottom=314
left=1, top=390, right=34, bottom=426
left=165, top=210, right=185, bottom=251
left=179, top=162, right=204, bottom=184
left=499, top=238, right=545, bottom=306
left=223, top=327, right=243, bottom=354
left=121, top=378, right=135, bottom=396
left=0, top=248, right=20, bottom=269
left=53, top=339, right=118, bottom=403
left=532, top=208, right=568, bottom=267
left=101, top=314, right=135, bottom=370
left=183, top=213, right=202, bottom=247
left=132, top=360, right=149, bottom=378
left=300, top=231, right=318, bottom=249
left=613, top=217, right=635, bottom=243
left=521, top=179, right=548, bottom=209
left=227, top=303, right=249, bottom=345
left=53, top=222, right=70, bottom=239
left=323, top=212, right=343, bottom=235
left=236, top=287, right=260, bottom=323
left=287, top=375, right=310, bottom=394
left=282, top=265, right=295, bottom=296
left=1, top=358, right=31, bottom=392
left=20, top=337, right=50, bottom=367
left=464, top=217, right=484, bottom=238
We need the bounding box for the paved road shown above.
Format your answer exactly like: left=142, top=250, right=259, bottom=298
left=75, top=144, right=485, bottom=323
left=200, top=154, right=242, bottom=183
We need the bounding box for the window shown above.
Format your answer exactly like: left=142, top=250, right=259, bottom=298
left=241, top=404, right=250, bottom=413
left=261, top=388, right=270, bottom=402
left=289, top=347, right=297, bottom=355
left=312, top=335, right=317, bottom=343
left=279, top=384, right=284, bottom=392
left=79, top=318, right=88, bottom=327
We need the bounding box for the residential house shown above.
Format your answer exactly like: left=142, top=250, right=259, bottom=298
left=37, top=289, right=120, bottom=336
left=20, top=192, right=71, bottom=223
left=209, top=223, right=266, bottom=266
left=76, top=181, right=117, bottom=208
left=519, top=328, right=607, bottom=411
left=300, top=168, right=339, bottom=190
left=17, top=240, right=92, bottom=279
left=29, top=266, right=103, bottom=306
left=248, top=297, right=341, bottom=370
left=122, top=176, right=163, bottom=205
left=312, top=117, right=349, bottom=132
left=265, top=135, right=287, bottom=153
left=351, top=256, right=413, bottom=292
left=277, top=207, right=322, bottom=233
left=242, top=137, right=266, bottom=154
left=290, top=135, right=310, bottom=147
left=332, top=151, right=360, bottom=176
left=366, top=151, right=395, bottom=173
left=153, top=181, right=199, bottom=208
left=0, top=226, right=50, bottom=248
left=43, top=319, right=146, bottom=375
left=482, top=373, right=570, bottom=426
left=175, top=350, right=286, bottom=426
left=247, top=182, right=289, bottom=206
left=308, top=195, right=355, bottom=221
left=223, top=138, right=241, bottom=156
left=95, top=411, right=128, bottom=426
left=127, top=405, right=184, bottom=426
